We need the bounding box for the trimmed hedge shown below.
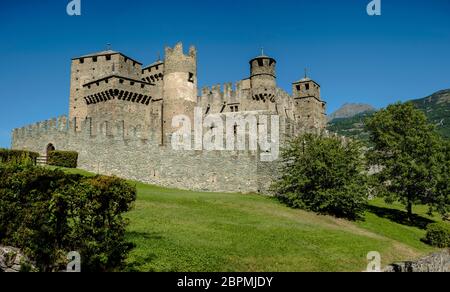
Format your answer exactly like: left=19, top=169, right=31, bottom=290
left=424, top=222, right=450, bottom=248
left=48, top=150, right=78, bottom=168
left=0, top=149, right=39, bottom=165
left=0, top=163, right=137, bottom=272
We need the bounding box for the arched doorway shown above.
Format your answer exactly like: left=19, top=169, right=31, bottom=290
left=46, top=143, right=55, bottom=156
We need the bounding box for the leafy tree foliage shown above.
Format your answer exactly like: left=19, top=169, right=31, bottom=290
left=273, top=134, right=368, bottom=221
left=365, top=102, right=448, bottom=219
left=433, top=140, right=450, bottom=217
left=0, top=162, right=136, bottom=272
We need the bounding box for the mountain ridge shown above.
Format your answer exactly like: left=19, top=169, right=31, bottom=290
left=327, top=89, right=450, bottom=140
left=328, top=103, right=376, bottom=122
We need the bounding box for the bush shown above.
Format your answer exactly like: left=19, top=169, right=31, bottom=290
left=47, top=150, right=78, bottom=168
left=273, top=134, right=368, bottom=221
left=0, top=163, right=136, bottom=272
left=424, top=222, right=450, bottom=248
left=0, top=149, right=39, bottom=165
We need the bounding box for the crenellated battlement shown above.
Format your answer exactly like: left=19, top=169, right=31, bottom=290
left=199, top=82, right=241, bottom=105
left=12, top=115, right=160, bottom=145
left=13, top=116, right=70, bottom=138
left=164, top=42, right=197, bottom=75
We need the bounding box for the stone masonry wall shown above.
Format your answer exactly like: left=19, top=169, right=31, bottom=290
left=384, top=249, right=450, bottom=272
left=12, top=116, right=275, bottom=193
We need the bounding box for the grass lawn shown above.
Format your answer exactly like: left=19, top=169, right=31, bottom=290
left=59, top=167, right=441, bottom=272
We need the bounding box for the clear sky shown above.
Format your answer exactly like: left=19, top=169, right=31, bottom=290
left=0, top=0, right=449, bottom=148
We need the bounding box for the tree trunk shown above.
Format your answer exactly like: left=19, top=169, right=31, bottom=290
left=407, top=201, right=413, bottom=221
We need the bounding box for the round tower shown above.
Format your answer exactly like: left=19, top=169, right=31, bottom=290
left=250, top=52, right=276, bottom=87
left=162, top=42, right=198, bottom=144
left=249, top=51, right=277, bottom=103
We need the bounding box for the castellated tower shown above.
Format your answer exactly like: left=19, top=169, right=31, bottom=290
left=292, top=76, right=327, bottom=134
left=69, top=50, right=143, bottom=129
left=162, top=42, right=197, bottom=143
left=248, top=53, right=277, bottom=111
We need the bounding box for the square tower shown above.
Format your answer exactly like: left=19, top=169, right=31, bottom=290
left=292, top=77, right=327, bottom=133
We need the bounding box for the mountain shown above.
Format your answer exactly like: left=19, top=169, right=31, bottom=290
left=327, top=89, right=450, bottom=141
left=328, top=103, right=376, bottom=121
left=327, top=110, right=375, bottom=142
left=410, top=89, right=450, bottom=138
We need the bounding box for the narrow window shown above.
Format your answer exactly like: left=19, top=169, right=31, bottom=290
left=93, top=56, right=98, bottom=62
left=130, top=81, right=135, bottom=86
left=119, top=79, right=124, bottom=84
left=296, top=85, right=301, bottom=91
left=230, top=106, right=234, bottom=112
left=305, top=83, right=310, bottom=90
left=257, top=59, right=264, bottom=67
left=188, top=72, right=194, bottom=83
left=79, top=58, right=84, bottom=64
left=106, top=55, right=111, bottom=61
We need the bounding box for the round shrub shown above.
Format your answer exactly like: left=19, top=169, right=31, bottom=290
left=47, top=150, right=78, bottom=168
left=424, top=222, right=450, bottom=248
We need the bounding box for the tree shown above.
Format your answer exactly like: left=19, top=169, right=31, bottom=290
left=365, top=102, right=446, bottom=219
left=433, top=139, right=450, bottom=218
left=273, top=134, right=368, bottom=221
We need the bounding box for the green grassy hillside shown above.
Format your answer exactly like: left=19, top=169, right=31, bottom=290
left=327, top=111, right=375, bottom=142
left=411, top=89, right=450, bottom=138
left=62, top=168, right=440, bottom=272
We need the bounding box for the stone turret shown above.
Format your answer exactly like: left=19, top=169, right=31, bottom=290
left=162, top=42, right=198, bottom=143
left=249, top=52, right=276, bottom=102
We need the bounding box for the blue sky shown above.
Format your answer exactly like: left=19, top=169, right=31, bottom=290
left=0, top=0, right=449, bottom=148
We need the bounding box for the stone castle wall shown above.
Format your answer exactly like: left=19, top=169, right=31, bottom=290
left=12, top=116, right=278, bottom=193
left=11, top=43, right=329, bottom=193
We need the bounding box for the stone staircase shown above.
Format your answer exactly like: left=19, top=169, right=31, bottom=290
left=36, top=156, right=48, bottom=166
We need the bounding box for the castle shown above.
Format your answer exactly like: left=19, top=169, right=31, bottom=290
left=11, top=43, right=327, bottom=193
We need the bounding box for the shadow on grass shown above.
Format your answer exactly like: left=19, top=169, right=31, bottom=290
left=124, top=231, right=163, bottom=272
left=367, top=205, right=435, bottom=229
left=127, top=231, right=163, bottom=241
